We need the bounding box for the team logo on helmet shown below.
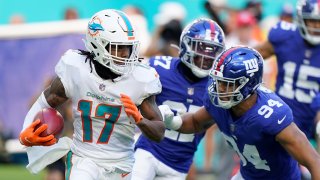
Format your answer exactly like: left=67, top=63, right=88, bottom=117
left=88, top=16, right=104, bottom=37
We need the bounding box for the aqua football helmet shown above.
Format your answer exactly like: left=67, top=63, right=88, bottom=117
left=85, top=9, right=140, bottom=75
left=179, top=18, right=225, bottom=78
left=297, top=0, right=320, bottom=45
left=208, top=46, right=264, bottom=109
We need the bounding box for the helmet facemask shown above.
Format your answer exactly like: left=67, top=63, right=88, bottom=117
left=297, top=15, right=320, bottom=45
left=182, top=36, right=224, bottom=78
left=297, top=0, right=320, bottom=45
left=102, top=40, right=140, bottom=75
left=208, top=72, right=249, bottom=109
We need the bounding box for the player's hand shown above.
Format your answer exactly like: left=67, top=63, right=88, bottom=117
left=158, top=105, right=174, bottom=122
left=19, top=119, right=57, bottom=147
left=120, top=94, right=143, bottom=124
left=158, top=105, right=182, bottom=130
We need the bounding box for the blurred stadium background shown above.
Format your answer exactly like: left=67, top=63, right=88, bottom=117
left=0, top=0, right=297, bottom=179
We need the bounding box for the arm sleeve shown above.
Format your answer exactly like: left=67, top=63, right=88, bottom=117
left=22, top=92, right=51, bottom=130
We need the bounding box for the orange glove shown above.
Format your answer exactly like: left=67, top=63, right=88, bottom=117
left=19, top=119, right=57, bottom=147
left=120, top=94, right=143, bottom=124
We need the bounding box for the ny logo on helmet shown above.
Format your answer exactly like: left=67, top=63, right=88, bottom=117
left=243, top=58, right=259, bottom=74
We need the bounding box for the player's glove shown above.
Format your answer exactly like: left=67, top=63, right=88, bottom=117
left=158, top=105, right=182, bottom=130
left=19, top=119, right=57, bottom=147
left=120, top=94, right=143, bottom=124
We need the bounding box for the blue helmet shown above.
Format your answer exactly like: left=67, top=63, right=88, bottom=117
left=296, top=0, right=320, bottom=45
left=179, top=18, right=225, bottom=78
left=208, top=46, right=264, bottom=109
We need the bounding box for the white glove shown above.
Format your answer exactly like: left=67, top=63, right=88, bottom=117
left=316, top=121, right=320, bottom=138
left=158, top=105, right=182, bottom=130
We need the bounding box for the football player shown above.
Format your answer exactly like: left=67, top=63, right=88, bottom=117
left=132, top=18, right=225, bottom=179
left=19, top=9, right=165, bottom=180
left=255, top=0, right=320, bottom=145
left=162, top=46, right=320, bottom=179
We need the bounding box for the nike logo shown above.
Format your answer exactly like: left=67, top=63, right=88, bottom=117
left=277, top=115, right=286, bottom=124
left=121, top=172, right=130, bottom=178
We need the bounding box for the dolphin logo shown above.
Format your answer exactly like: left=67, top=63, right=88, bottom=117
left=88, top=17, right=104, bottom=36
left=88, top=22, right=104, bottom=32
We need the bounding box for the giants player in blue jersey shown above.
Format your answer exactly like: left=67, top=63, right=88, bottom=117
left=162, top=46, right=320, bottom=179
left=255, top=0, right=320, bottom=145
left=132, top=19, right=225, bottom=179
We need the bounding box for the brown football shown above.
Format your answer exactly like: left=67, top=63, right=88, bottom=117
left=34, top=108, right=64, bottom=138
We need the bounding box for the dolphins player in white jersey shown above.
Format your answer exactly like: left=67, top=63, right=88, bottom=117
left=19, top=9, right=165, bottom=180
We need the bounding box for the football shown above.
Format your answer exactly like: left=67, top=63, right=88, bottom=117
left=34, top=108, right=64, bottom=138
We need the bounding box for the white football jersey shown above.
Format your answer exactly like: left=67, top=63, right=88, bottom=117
left=55, top=50, right=161, bottom=172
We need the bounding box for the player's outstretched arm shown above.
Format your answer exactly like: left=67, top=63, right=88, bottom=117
left=20, top=77, right=68, bottom=146
left=121, top=94, right=165, bottom=142
left=254, top=41, right=275, bottom=60
left=276, top=123, right=320, bottom=179
left=178, top=107, right=214, bottom=134
left=162, top=106, right=214, bottom=134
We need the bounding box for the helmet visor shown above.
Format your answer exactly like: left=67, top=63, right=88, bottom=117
left=190, top=40, right=224, bottom=70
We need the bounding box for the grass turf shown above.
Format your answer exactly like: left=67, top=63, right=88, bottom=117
left=0, top=165, right=45, bottom=180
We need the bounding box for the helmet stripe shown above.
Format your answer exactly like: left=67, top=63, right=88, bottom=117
left=216, top=47, right=238, bottom=71
left=210, top=21, right=216, bottom=34
left=115, top=11, right=135, bottom=40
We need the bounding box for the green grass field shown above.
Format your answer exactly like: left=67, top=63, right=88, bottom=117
left=0, top=165, right=45, bottom=180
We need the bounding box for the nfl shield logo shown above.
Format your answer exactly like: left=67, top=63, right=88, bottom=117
left=99, top=84, right=106, bottom=91
left=305, top=50, right=312, bottom=58
left=187, top=88, right=194, bottom=95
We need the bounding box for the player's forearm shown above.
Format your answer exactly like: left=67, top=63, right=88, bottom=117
left=137, top=119, right=165, bottom=142
left=307, top=158, right=320, bottom=180
left=178, top=113, right=204, bottom=134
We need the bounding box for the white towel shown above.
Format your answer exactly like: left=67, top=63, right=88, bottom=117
left=26, top=137, right=73, bottom=174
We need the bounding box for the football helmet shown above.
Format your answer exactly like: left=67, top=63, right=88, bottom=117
left=296, top=0, right=320, bottom=45
left=208, top=46, right=263, bottom=109
left=84, top=9, right=140, bottom=75
left=179, top=18, right=225, bottom=78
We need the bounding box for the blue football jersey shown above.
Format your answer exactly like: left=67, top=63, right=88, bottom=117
left=135, top=56, right=208, bottom=173
left=204, top=87, right=300, bottom=179
left=268, top=21, right=320, bottom=138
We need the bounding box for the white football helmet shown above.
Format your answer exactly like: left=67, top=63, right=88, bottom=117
left=84, top=9, right=140, bottom=75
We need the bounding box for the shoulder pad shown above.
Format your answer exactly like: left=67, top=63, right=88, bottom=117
left=59, top=49, right=85, bottom=67
left=132, top=63, right=159, bottom=83
left=268, top=21, right=297, bottom=44
left=132, top=63, right=162, bottom=96
left=54, top=49, right=87, bottom=98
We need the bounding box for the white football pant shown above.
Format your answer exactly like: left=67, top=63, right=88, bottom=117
left=65, top=151, right=131, bottom=180
left=131, top=148, right=187, bottom=180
